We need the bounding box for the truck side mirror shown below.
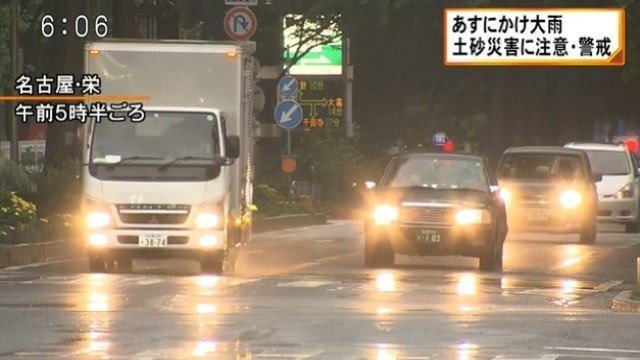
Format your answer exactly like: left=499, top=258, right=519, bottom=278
left=226, top=135, right=240, bottom=159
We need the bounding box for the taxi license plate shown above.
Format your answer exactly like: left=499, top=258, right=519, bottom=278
left=418, top=229, right=441, bottom=243
left=526, top=210, right=549, bottom=222
left=139, top=234, right=168, bottom=247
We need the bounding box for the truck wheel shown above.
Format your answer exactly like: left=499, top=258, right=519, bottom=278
left=88, top=254, right=107, bottom=273
left=579, top=222, right=597, bottom=244
left=479, top=240, right=502, bottom=272
left=116, top=257, right=133, bottom=272
left=201, top=255, right=224, bottom=275
left=364, top=236, right=395, bottom=268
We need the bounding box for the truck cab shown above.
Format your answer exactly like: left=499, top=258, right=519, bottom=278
left=82, top=41, right=256, bottom=273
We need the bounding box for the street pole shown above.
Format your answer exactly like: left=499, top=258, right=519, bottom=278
left=344, top=38, right=353, bottom=138
left=9, top=0, right=19, bottom=163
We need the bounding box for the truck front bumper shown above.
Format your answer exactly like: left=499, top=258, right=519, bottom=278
left=85, top=228, right=226, bottom=259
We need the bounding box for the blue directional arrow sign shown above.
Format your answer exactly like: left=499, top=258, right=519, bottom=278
left=278, top=75, right=298, bottom=98
left=274, top=100, right=303, bottom=130
left=432, top=132, right=448, bottom=146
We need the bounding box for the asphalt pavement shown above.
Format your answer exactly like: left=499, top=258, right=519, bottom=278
left=1, top=220, right=639, bottom=359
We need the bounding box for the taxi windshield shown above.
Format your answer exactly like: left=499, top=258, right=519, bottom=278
left=380, top=156, right=489, bottom=191
left=498, top=153, right=585, bottom=182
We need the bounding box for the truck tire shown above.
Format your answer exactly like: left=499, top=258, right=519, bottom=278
left=201, top=255, right=224, bottom=274
left=579, top=222, right=597, bottom=244
left=116, top=257, right=133, bottom=272
left=88, top=254, right=107, bottom=273
left=479, top=240, right=502, bottom=272
left=364, top=236, right=395, bottom=268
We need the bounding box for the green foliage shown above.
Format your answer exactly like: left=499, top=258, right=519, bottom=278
left=253, top=183, right=307, bottom=217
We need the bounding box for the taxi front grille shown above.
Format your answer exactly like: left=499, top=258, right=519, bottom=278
left=400, top=207, right=452, bottom=224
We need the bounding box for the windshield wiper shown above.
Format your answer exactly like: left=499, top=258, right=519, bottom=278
left=105, top=155, right=165, bottom=170
left=157, top=156, right=227, bottom=171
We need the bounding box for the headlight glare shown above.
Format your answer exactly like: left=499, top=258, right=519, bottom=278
left=196, top=213, right=219, bottom=229
left=373, top=205, right=399, bottom=224
left=455, top=209, right=483, bottom=225
left=499, top=188, right=512, bottom=204
left=85, top=212, right=111, bottom=229
left=559, top=189, right=582, bottom=208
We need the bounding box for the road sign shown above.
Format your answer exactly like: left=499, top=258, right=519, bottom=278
left=278, top=75, right=298, bottom=98
left=281, top=156, right=297, bottom=173
left=274, top=100, right=303, bottom=130
left=224, top=7, right=257, bottom=41
left=283, top=15, right=342, bottom=75
left=432, top=132, right=448, bottom=146
left=296, top=78, right=344, bottom=130
left=225, top=0, right=258, bottom=6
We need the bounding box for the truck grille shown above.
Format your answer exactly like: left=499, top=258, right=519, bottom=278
left=400, top=206, right=452, bottom=224
left=117, top=204, right=190, bottom=225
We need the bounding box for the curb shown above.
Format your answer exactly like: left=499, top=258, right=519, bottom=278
left=0, top=239, right=78, bottom=270
left=612, top=290, right=640, bottom=312
left=0, top=215, right=327, bottom=270
left=253, top=214, right=327, bottom=233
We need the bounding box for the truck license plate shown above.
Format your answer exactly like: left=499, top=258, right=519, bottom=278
left=139, top=234, right=168, bottom=247
left=418, top=229, right=441, bottom=243
left=526, top=210, right=549, bottom=222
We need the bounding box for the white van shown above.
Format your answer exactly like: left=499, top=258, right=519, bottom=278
left=565, top=142, right=640, bottom=232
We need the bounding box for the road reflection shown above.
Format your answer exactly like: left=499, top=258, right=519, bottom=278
left=81, top=273, right=113, bottom=356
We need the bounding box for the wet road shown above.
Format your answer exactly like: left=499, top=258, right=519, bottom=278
left=1, top=220, right=640, bottom=359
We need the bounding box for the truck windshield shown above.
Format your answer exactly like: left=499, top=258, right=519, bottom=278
left=91, top=111, right=220, bottom=165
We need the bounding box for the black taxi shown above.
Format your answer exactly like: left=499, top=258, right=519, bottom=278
left=364, top=152, right=508, bottom=271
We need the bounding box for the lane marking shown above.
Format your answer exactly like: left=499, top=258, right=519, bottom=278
left=277, top=280, right=337, bottom=288
left=594, top=280, right=623, bottom=291
left=544, top=346, right=640, bottom=354
left=2, top=258, right=78, bottom=271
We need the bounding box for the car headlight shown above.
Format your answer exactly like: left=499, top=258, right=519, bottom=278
left=616, top=183, right=634, bottom=199
left=85, top=211, right=111, bottom=229
left=559, top=189, right=582, bottom=208
left=196, top=213, right=220, bottom=229
left=373, top=205, right=399, bottom=224
left=455, top=208, right=490, bottom=225
left=499, top=188, right=512, bottom=204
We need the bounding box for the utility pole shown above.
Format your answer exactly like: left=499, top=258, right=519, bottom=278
left=9, top=0, right=19, bottom=163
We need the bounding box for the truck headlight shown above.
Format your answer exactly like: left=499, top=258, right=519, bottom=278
left=196, top=213, right=220, bottom=229
left=85, top=211, right=111, bottom=229
left=616, top=183, right=634, bottom=199
left=455, top=209, right=490, bottom=225
left=559, top=189, right=582, bottom=208
left=373, top=205, right=398, bottom=225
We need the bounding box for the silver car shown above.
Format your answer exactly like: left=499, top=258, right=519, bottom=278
left=565, top=142, right=640, bottom=233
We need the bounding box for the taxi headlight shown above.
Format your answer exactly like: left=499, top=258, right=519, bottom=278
left=559, top=189, right=582, bottom=208
left=85, top=211, right=111, bottom=229
left=373, top=205, right=399, bottom=225
left=455, top=209, right=489, bottom=225
left=196, top=213, right=220, bottom=229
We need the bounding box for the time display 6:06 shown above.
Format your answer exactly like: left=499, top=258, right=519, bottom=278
left=41, top=15, right=108, bottom=38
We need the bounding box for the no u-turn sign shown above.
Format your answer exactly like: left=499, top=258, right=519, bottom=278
left=224, top=7, right=258, bottom=41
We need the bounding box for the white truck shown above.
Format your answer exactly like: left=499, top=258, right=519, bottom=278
left=81, top=40, right=256, bottom=274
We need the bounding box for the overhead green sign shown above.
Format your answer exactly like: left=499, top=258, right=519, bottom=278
left=283, top=15, right=343, bottom=76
